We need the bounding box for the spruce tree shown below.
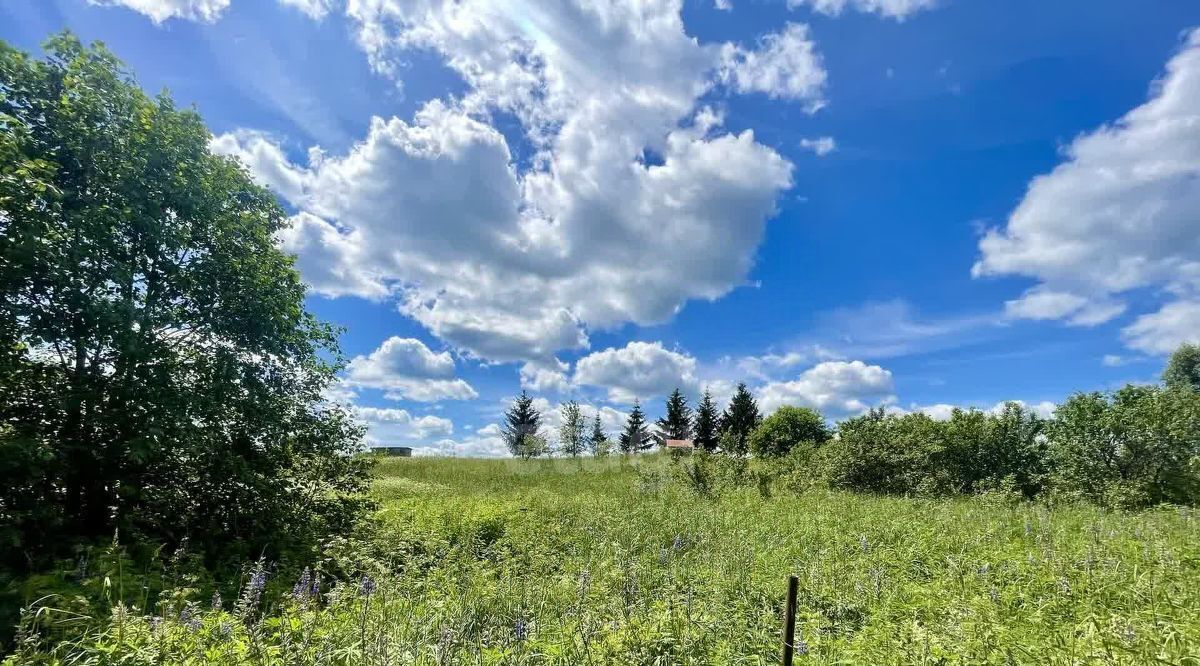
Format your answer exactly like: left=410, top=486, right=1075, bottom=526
left=719, top=382, right=761, bottom=455
left=589, top=412, right=608, bottom=456
left=619, top=399, right=652, bottom=453
left=693, top=388, right=720, bottom=452
left=558, top=400, right=586, bottom=457
left=502, top=391, right=543, bottom=458
left=655, top=388, right=693, bottom=444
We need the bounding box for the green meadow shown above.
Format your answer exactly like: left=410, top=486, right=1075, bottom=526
left=11, top=454, right=1200, bottom=664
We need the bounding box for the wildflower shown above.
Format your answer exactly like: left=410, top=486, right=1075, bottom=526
left=978, top=563, right=990, bottom=576
left=211, top=591, right=222, bottom=611
left=180, top=606, right=201, bottom=632
left=150, top=616, right=163, bottom=632
left=1058, top=577, right=1071, bottom=595
left=513, top=616, right=528, bottom=642
left=359, top=574, right=377, bottom=597
left=792, top=634, right=809, bottom=656
left=249, top=567, right=268, bottom=597
left=310, top=575, right=321, bottom=599
left=859, top=535, right=869, bottom=553
left=672, top=534, right=684, bottom=551
left=293, top=567, right=312, bottom=602
left=1120, top=622, right=1136, bottom=644
left=218, top=622, right=233, bottom=640
left=989, top=588, right=1000, bottom=603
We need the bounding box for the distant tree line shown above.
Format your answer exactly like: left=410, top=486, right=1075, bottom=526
left=502, top=344, right=1200, bottom=509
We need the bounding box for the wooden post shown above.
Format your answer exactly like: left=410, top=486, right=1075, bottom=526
left=782, top=575, right=799, bottom=665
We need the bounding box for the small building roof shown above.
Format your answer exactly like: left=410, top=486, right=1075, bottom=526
left=664, top=439, right=694, bottom=449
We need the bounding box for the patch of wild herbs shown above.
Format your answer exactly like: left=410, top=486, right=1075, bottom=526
left=8, top=454, right=1200, bottom=664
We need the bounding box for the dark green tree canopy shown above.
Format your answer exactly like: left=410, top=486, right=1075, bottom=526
left=655, top=388, right=692, bottom=444
left=589, top=411, right=608, bottom=456
left=748, top=406, right=830, bottom=457
left=502, top=391, right=543, bottom=458
left=619, top=400, right=652, bottom=453
left=693, top=388, right=720, bottom=452
left=0, top=34, right=369, bottom=569
left=719, top=383, right=761, bottom=455
left=1164, top=343, right=1200, bottom=392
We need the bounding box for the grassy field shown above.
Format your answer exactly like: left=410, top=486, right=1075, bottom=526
left=11, top=454, right=1200, bottom=664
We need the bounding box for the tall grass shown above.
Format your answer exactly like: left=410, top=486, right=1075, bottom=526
left=9, top=454, right=1200, bottom=664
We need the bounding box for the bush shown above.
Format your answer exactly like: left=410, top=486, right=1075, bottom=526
left=748, top=406, right=830, bottom=457
left=1048, top=386, right=1200, bottom=508
left=940, top=402, right=1049, bottom=498
left=820, top=409, right=947, bottom=495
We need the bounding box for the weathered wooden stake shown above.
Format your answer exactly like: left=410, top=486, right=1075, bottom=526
left=782, top=574, right=799, bottom=666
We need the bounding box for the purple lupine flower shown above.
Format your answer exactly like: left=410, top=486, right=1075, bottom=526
left=249, top=568, right=268, bottom=597
left=293, top=568, right=312, bottom=602
left=513, top=616, right=528, bottom=642
left=793, top=634, right=809, bottom=656
left=310, top=574, right=320, bottom=599
left=218, top=622, right=233, bottom=640
left=358, top=574, right=376, bottom=597
left=672, top=534, right=683, bottom=551
left=180, top=607, right=201, bottom=632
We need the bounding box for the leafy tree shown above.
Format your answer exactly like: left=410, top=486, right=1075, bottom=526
left=718, top=383, right=761, bottom=455
left=502, top=391, right=543, bottom=458
left=655, top=388, right=692, bottom=444
left=748, top=406, right=830, bottom=457
left=1048, top=386, right=1200, bottom=508
left=558, top=400, right=586, bottom=457
left=1164, top=343, right=1200, bottom=392
left=940, top=403, right=1049, bottom=497
left=588, top=412, right=609, bottom=456
left=0, top=34, right=370, bottom=571
left=619, top=400, right=652, bottom=454
left=693, top=389, right=720, bottom=452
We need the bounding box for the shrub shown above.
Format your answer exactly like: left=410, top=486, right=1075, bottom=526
left=821, top=409, right=947, bottom=495
left=748, top=406, right=830, bottom=457
left=940, top=403, right=1049, bottom=498
left=1048, top=386, right=1200, bottom=508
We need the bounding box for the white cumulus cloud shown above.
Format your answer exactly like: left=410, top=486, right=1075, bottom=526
left=786, top=0, right=939, bottom=20
left=89, top=0, right=231, bottom=23
left=758, top=360, right=896, bottom=416
left=573, top=341, right=699, bottom=404
left=355, top=406, right=454, bottom=446
left=344, top=336, right=478, bottom=401
left=719, top=23, right=827, bottom=105
left=976, top=30, right=1200, bottom=354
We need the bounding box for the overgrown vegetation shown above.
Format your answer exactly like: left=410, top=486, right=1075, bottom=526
left=0, top=34, right=370, bottom=649
left=8, top=456, right=1199, bottom=663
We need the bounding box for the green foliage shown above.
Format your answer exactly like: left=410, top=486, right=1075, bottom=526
left=0, top=34, right=370, bottom=579
left=718, top=382, right=761, bottom=455
left=692, top=388, right=719, bottom=452
left=12, top=456, right=1200, bottom=664
left=557, top=400, right=585, bottom=457
left=941, top=402, right=1049, bottom=498
left=501, top=391, right=542, bottom=458
left=619, top=399, right=652, bottom=453
left=821, top=409, right=947, bottom=495
left=654, top=388, right=692, bottom=444
left=587, top=411, right=608, bottom=457
left=1048, top=385, right=1200, bottom=508
left=748, top=405, right=830, bottom=457
left=1164, top=343, right=1200, bottom=392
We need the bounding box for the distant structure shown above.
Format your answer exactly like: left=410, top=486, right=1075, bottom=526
left=375, top=446, right=413, bottom=457
left=664, top=439, right=695, bottom=453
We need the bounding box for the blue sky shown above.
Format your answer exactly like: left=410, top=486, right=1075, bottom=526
left=5, top=0, right=1200, bottom=455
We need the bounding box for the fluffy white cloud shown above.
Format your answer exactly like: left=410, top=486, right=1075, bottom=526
left=278, top=0, right=336, bottom=19
left=1003, top=287, right=1126, bottom=326
left=520, top=360, right=572, bottom=394
left=786, top=0, right=939, bottom=20
left=355, top=406, right=454, bottom=446
left=718, top=23, right=827, bottom=105
left=799, top=136, right=836, bottom=156
left=1121, top=300, right=1200, bottom=354
left=714, top=0, right=733, bottom=10
left=210, top=130, right=312, bottom=203
left=423, top=423, right=511, bottom=457
left=211, top=0, right=802, bottom=364
left=344, top=336, right=478, bottom=401
left=573, top=341, right=698, bottom=403
left=976, top=31, right=1200, bottom=352
left=758, top=360, right=895, bottom=416
left=89, top=0, right=230, bottom=23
